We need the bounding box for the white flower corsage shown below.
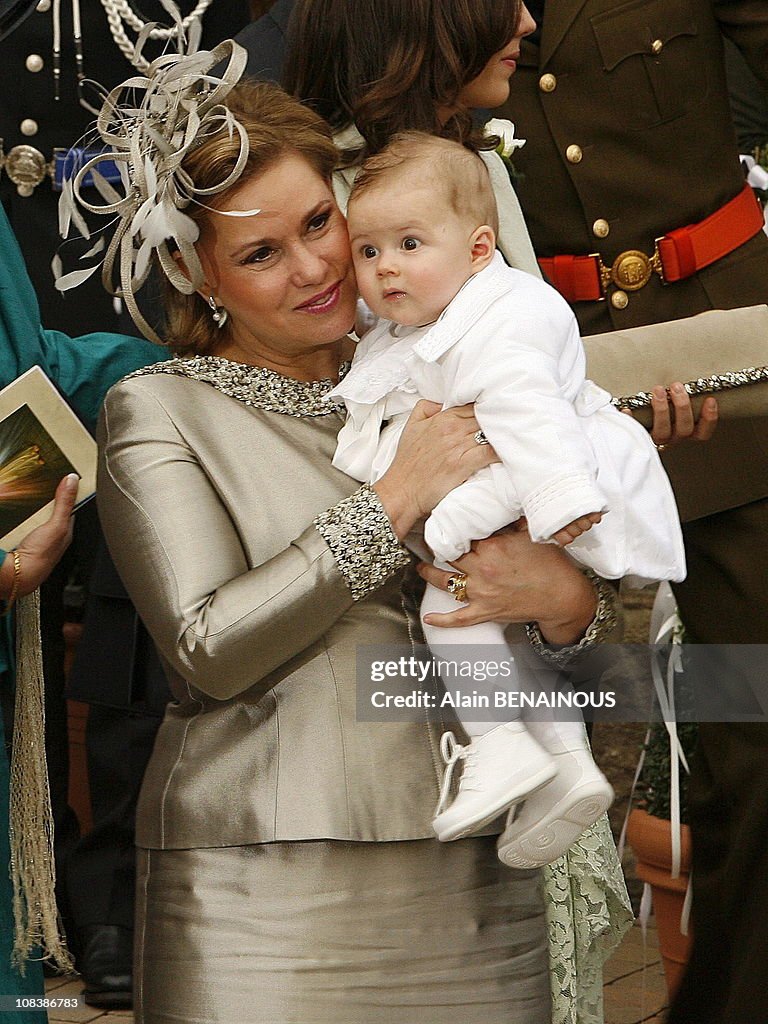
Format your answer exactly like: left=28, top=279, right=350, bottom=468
left=742, top=154, right=768, bottom=191
left=485, top=118, right=526, bottom=161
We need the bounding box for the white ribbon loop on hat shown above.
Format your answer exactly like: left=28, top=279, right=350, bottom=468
left=55, top=17, right=255, bottom=344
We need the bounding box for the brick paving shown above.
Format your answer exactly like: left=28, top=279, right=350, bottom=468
left=46, top=918, right=667, bottom=1024
left=603, top=921, right=669, bottom=1023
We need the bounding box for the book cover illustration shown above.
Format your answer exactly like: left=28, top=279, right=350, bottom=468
left=0, top=405, right=78, bottom=537
left=0, top=366, right=96, bottom=550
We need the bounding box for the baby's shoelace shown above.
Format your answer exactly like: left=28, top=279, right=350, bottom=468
left=434, top=732, right=481, bottom=817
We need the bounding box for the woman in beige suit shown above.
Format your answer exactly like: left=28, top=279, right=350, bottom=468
left=87, top=35, right=623, bottom=1024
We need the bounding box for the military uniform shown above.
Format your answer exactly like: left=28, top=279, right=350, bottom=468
left=0, top=1, right=250, bottom=332
left=498, top=4, right=768, bottom=1021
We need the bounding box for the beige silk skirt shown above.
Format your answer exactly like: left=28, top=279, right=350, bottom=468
left=135, top=836, right=551, bottom=1024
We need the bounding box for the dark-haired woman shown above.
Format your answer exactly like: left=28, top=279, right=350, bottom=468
left=283, top=3, right=634, bottom=1019
left=284, top=0, right=539, bottom=275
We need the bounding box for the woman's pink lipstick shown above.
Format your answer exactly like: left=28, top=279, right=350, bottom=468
left=296, top=281, right=341, bottom=314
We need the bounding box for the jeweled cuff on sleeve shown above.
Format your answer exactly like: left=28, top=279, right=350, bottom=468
left=314, top=484, right=411, bottom=601
left=525, top=570, right=618, bottom=668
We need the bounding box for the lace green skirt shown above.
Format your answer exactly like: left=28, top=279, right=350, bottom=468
left=541, top=815, right=634, bottom=1024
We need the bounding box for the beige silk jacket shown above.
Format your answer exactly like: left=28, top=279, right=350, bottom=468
left=98, top=357, right=463, bottom=850
left=97, top=354, right=608, bottom=851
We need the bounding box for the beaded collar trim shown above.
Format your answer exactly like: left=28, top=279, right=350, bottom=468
left=125, top=356, right=349, bottom=419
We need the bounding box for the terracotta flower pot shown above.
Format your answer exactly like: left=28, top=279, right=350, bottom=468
left=626, top=807, right=693, bottom=998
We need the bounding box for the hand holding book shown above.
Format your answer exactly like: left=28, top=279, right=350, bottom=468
left=0, top=473, right=79, bottom=607
left=0, top=364, right=96, bottom=608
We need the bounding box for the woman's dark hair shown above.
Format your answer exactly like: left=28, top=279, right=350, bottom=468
left=283, top=0, right=523, bottom=157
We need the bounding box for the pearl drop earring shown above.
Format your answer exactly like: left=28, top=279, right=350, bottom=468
left=208, top=294, right=228, bottom=329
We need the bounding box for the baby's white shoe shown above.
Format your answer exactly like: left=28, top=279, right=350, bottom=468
left=496, top=747, right=614, bottom=869
left=432, top=723, right=557, bottom=843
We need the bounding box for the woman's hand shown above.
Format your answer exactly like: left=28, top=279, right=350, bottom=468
left=417, top=520, right=598, bottom=645
left=633, top=383, right=718, bottom=449
left=373, top=401, right=498, bottom=539
left=0, top=474, right=79, bottom=600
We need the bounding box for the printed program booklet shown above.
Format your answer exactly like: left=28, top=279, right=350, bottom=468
left=0, top=365, right=95, bottom=550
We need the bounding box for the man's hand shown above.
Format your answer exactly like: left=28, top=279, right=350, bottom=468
left=624, top=384, right=718, bottom=449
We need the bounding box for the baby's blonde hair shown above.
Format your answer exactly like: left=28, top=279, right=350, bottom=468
left=349, top=132, right=499, bottom=235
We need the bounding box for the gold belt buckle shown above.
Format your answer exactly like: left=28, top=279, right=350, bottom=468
left=0, top=144, right=52, bottom=197
left=595, top=243, right=665, bottom=296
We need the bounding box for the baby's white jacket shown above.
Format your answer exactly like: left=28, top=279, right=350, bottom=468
left=327, top=253, right=686, bottom=585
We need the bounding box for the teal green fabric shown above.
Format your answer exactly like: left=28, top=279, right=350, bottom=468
left=0, top=704, right=46, bottom=1024
left=0, top=203, right=164, bottom=677
left=0, top=203, right=164, bottom=999
left=0, top=207, right=162, bottom=433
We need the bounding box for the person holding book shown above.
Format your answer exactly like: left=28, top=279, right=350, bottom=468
left=1, top=0, right=251, bottom=1007
left=0, top=479, right=78, bottom=602
left=0, top=4, right=163, bottom=1005
left=0, top=210, right=162, bottom=1019
left=0, top=202, right=161, bottom=1015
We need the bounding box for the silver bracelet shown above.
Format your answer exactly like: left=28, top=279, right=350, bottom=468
left=524, top=570, right=618, bottom=668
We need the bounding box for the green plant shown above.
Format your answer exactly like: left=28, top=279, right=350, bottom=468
left=637, top=721, right=699, bottom=823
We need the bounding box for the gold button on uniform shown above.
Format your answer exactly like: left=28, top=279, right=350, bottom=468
left=592, top=219, right=610, bottom=238
left=651, top=38, right=663, bottom=54
left=25, top=54, right=44, bottom=73
left=20, top=119, right=39, bottom=137
left=566, top=144, right=583, bottom=164
left=36, top=0, right=51, bottom=10
left=611, top=290, right=629, bottom=309
left=539, top=73, right=557, bottom=93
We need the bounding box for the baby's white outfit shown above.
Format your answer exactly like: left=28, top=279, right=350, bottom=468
left=328, top=251, right=682, bottom=853
left=329, top=252, right=685, bottom=585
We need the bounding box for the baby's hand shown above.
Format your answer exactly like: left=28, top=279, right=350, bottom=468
left=552, top=512, right=603, bottom=547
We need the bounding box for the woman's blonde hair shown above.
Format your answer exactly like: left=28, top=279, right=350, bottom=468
left=164, top=79, right=338, bottom=356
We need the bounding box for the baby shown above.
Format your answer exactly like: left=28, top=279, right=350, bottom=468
left=328, top=133, right=686, bottom=868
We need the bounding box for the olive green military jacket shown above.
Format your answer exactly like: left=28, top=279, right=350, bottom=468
left=500, top=0, right=768, bottom=520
